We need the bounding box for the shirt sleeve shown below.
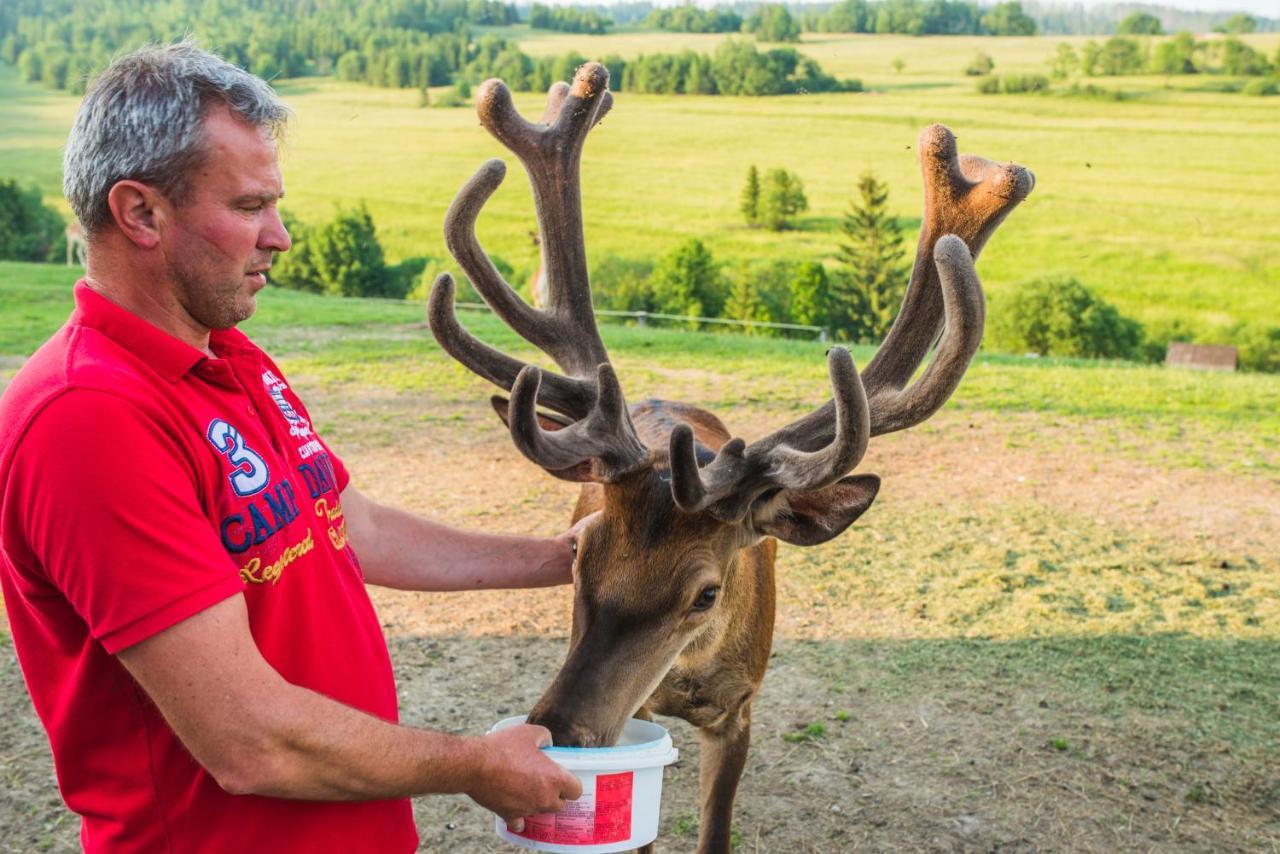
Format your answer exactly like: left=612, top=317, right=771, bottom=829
left=9, top=389, right=246, bottom=653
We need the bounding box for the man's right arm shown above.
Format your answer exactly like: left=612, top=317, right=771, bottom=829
left=116, top=594, right=581, bottom=827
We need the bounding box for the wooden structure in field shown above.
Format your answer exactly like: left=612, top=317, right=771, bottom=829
left=1166, top=342, right=1237, bottom=372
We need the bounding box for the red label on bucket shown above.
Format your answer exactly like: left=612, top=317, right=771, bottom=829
left=593, top=772, right=633, bottom=842
left=516, top=771, right=633, bottom=845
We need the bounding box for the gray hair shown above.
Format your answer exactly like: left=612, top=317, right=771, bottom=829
left=63, top=39, right=290, bottom=235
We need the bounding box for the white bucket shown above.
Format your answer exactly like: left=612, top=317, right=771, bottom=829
left=488, top=716, right=680, bottom=853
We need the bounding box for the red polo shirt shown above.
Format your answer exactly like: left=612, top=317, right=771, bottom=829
left=0, top=282, right=418, bottom=853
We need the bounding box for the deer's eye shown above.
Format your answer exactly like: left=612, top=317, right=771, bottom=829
left=692, top=586, right=720, bottom=612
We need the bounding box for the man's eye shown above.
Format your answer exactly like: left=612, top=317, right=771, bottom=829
left=692, top=586, right=720, bottom=612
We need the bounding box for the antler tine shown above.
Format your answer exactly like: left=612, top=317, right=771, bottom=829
left=428, top=273, right=595, bottom=418
left=509, top=363, right=649, bottom=479
left=474, top=63, right=612, bottom=376
left=861, top=124, right=1034, bottom=430
left=669, top=348, right=870, bottom=521
left=443, top=158, right=557, bottom=353
left=540, top=79, right=614, bottom=128
left=433, top=64, right=646, bottom=482
left=866, top=235, right=984, bottom=434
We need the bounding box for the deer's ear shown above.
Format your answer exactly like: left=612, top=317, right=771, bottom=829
left=489, top=396, right=594, bottom=482
left=752, top=474, right=880, bottom=546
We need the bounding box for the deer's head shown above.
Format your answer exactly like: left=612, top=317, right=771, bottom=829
left=429, top=64, right=1033, bottom=746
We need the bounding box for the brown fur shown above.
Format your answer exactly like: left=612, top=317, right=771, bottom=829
left=532, top=400, right=774, bottom=854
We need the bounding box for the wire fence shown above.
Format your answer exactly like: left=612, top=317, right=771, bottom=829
left=451, top=302, right=829, bottom=341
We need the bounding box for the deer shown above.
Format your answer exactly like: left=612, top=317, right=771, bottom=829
left=426, top=63, right=1034, bottom=854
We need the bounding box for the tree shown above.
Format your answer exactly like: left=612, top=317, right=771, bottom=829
left=1218, top=38, right=1270, bottom=76
left=745, top=5, right=801, bottom=43
left=650, top=238, right=725, bottom=321
left=833, top=172, right=906, bottom=342
left=759, top=168, right=808, bottom=231
left=1217, top=14, right=1256, bottom=35
left=1084, top=37, right=1144, bottom=76
left=1048, top=43, right=1079, bottom=79
left=990, top=277, right=1143, bottom=359
left=1151, top=31, right=1198, bottom=75
left=789, top=262, right=835, bottom=333
left=724, top=270, right=771, bottom=330
left=740, top=165, right=761, bottom=226
left=0, top=179, right=65, bottom=262
left=1117, top=12, right=1162, bottom=36
left=981, top=2, right=1037, bottom=36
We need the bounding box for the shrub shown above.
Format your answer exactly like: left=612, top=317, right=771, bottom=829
left=1059, top=82, right=1128, bottom=101
left=0, top=180, right=65, bottom=263
left=1231, top=323, right=1280, bottom=373
left=965, top=52, right=994, bottom=76
left=977, top=74, right=1050, bottom=94
left=591, top=254, right=655, bottom=312
left=269, top=205, right=409, bottom=299
left=650, top=238, right=726, bottom=322
left=1135, top=317, right=1197, bottom=363
left=990, top=277, right=1144, bottom=360
left=1242, top=78, right=1279, bottom=96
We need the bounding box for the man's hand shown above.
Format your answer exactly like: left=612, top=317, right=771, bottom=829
left=544, top=511, right=600, bottom=585
left=467, top=724, right=583, bottom=832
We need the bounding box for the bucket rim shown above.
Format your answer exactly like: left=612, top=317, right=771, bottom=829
left=489, top=715, right=677, bottom=760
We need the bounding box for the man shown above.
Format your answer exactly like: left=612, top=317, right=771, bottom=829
left=0, top=41, right=584, bottom=852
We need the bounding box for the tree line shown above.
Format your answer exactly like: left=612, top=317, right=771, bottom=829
left=2, top=0, right=851, bottom=99
left=1, top=0, right=516, bottom=94
left=528, top=4, right=612, bottom=35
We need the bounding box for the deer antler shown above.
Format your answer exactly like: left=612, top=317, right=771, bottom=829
left=428, top=63, right=647, bottom=480
left=669, top=126, right=1034, bottom=521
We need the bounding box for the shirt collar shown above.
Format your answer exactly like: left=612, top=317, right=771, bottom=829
left=71, top=280, right=209, bottom=382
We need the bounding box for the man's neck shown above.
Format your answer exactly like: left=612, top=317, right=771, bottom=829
left=84, top=252, right=215, bottom=357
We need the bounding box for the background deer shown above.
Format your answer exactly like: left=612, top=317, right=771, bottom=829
left=428, top=63, right=1033, bottom=854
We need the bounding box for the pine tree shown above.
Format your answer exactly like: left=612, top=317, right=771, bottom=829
left=740, top=165, right=760, bottom=226
left=725, top=267, right=769, bottom=332
left=833, top=172, right=907, bottom=342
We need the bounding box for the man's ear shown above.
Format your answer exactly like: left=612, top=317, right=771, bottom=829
left=751, top=474, right=880, bottom=546
left=490, top=395, right=594, bottom=483
left=105, top=180, right=165, bottom=249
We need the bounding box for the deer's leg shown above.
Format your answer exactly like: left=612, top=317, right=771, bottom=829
left=695, top=709, right=752, bottom=854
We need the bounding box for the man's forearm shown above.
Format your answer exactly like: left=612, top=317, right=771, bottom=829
left=343, top=490, right=572, bottom=591
left=229, top=680, right=481, bottom=800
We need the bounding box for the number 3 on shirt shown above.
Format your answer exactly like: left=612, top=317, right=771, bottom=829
left=206, top=418, right=271, bottom=497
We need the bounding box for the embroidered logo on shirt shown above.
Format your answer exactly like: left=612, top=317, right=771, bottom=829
left=261, top=369, right=314, bottom=441
left=206, top=418, right=271, bottom=497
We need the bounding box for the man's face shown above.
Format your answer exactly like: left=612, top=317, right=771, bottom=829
left=160, top=105, right=290, bottom=330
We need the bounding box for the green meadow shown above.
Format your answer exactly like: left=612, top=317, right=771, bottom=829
left=2, top=27, right=1280, bottom=841
left=2, top=30, right=1279, bottom=339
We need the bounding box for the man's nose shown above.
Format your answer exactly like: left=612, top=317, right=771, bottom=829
left=261, top=208, right=291, bottom=254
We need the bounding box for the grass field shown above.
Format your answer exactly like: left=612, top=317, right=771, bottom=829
left=2, top=30, right=1279, bottom=339
left=2, top=30, right=1280, bottom=849
left=2, top=267, right=1277, bottom=851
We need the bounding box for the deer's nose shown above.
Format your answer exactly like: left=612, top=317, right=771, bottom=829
left=528, top=711, right=602, bottom=748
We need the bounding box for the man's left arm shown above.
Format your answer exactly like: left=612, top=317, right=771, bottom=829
left=340, top=484, right=585, bottom=591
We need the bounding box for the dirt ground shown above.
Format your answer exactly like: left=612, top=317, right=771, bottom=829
left=2, top=379, right=1278, bottom=853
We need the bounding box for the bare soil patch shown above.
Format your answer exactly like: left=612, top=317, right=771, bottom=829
left=2, top=382, right=1277, bottom=853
